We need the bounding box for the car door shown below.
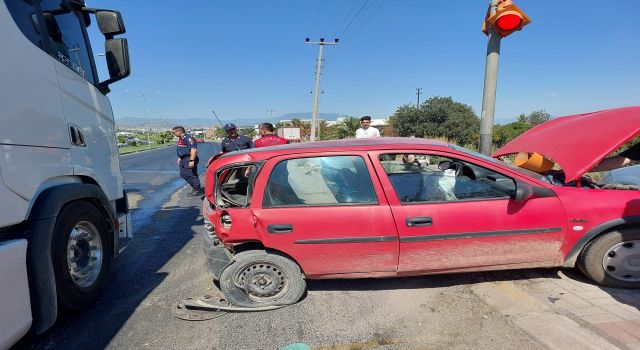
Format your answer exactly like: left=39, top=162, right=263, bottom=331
left=251, top=153, right=399, bottom=277
left=370, top=149, right=568, bottom=274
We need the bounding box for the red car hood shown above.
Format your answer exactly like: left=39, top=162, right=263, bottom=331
left=493, top=106, right=640, bottom=182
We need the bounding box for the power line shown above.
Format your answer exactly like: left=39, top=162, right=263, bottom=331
left=333, top=0, right=362, bottom=37
left=324, top=60, right=414, bottom=90
left=341, top=0, right=375, bottom=37
left=343, top=0, right=387, bottom=41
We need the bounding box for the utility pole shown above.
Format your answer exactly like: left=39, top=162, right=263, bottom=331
left=142, top=93, right=151, bottom=149
left=267, top=109, right=275, bottom=119
left=479, top=0, right=531, bottom=155
left=306, top=37, right=338, bottom=142
left=416, top=88, right=422, bottom=108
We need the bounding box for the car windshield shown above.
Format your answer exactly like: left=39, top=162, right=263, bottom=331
left=449, top=144, right=548, bottom=182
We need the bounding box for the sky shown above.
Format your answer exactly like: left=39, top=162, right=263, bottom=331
left=87, top=0, right=640, bottom=124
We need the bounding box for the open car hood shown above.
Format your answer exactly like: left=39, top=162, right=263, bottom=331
left=493, top=106, right=640, bottom=182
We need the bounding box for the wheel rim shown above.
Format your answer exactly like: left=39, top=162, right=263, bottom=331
left=234, top=261, right=290, bottom=302
left=66, top=221, right=103, bottom=288
left=602, top=240, right=640, bottom=282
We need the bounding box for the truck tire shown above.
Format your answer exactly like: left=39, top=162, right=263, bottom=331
left=578, top=229, right=640, bottom=288
left=219, top=250, right=306, bottom=307
left=51, top=200, right=113, bottom=310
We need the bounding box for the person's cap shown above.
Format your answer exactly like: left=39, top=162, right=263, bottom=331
left=223, top=123, right=237, bottom=131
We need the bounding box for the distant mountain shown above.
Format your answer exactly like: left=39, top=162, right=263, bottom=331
left=116, top=113, right=347, bottom=131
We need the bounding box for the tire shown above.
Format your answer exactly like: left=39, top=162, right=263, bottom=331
left=52, top=200, right=113, bottom=310
left=219, top=250, right=306, bottom=307
left=578, top=229, right=640, bottom=288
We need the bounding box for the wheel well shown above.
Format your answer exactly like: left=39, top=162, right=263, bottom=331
left=566, top=222, right=640, bottom=267
left=232, top=242, right=307, bottom=277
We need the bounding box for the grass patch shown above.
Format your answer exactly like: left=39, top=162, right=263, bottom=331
left=119, top=143, right=171, bottom=155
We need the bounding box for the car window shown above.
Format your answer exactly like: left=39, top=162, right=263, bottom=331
left=379, top=153, right=516, bottom=204
left=449, top=144, right=548, bottom=182
left=264, top=155, right=378, bottom=207
left=39, top=0, right=95, bottom=84
left=216, top=164, right=258, bottom=208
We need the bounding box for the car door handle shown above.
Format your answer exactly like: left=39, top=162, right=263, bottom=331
left=267, top=224, right=293, bottom=234
left=406, top=217, right=432, bottom=227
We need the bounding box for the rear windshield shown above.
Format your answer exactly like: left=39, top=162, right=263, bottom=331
left=215, top=164, right=260, bottom=208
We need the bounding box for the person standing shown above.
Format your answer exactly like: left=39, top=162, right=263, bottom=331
left=172, top=126, right=204, bottom=197
left=255, top=123, right=289, bottom=148
left=221, top=123, right=254, bottom=153
left=355, top=116, right=380, bottom=138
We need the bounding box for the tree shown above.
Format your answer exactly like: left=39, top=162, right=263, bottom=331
left=335, top=116, right=361, bottom=139
left=154, top=131, right=173, bottom=144
left=493, top=110, right=554, bottom=148
left=240, top=127, right=256, bottom=138
left=389, top=96, right=480, bottom=146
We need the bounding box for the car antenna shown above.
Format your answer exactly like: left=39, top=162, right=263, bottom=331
left=212, top=109, right=241, bottom=151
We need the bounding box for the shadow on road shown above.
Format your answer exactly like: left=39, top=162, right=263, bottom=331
left=21, top=201, right=203, bottom=350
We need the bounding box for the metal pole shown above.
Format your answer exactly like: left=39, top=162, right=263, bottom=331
left=479, top=0, right=501, bottom=155
left=310, top=44, right=324, bottom=142
left=416, top=88, right=422, bottom=107
left=142, top=93, right=151, bottom=149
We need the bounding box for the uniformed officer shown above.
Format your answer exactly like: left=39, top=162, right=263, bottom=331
left=221, top=123, right=253, bottom=153
left=255, top=123, right=289, bottom=148
left=172, top=126, right=204, bottom=196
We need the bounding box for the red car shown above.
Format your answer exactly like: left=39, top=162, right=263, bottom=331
left=202, top=106, right=640, bottom=307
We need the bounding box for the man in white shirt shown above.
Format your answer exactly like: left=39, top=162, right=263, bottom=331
left=355, top=116, right=380, bottom=138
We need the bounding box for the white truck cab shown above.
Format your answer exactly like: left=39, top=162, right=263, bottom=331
left=0, top=0, right=131, bottom=348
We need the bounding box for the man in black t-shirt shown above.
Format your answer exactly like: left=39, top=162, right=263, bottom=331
left=591, top=143, right=640, bottom=172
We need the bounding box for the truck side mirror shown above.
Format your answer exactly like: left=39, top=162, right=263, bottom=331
left=96, top=10, right=126, bottom=36
left=97, top=38, right=130, bottom=93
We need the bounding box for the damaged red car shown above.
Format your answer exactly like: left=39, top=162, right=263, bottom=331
left=202, top=106, right=640, bottom=307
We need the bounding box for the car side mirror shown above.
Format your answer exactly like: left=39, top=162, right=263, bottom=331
left=95, top=10, right=126, bottom=36
left=513, top=181, right=534, bottom=202
left=513, top=181, right=557, bottom=202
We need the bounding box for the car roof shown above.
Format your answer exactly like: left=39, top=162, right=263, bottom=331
left=217, top=137, right=450, bottom=162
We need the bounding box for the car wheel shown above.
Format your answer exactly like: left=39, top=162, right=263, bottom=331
left=578, top=229, right=640, bottom=288
left=52, top=200, right=113, bottom=310
left=219, top=250, right=306, bottom=307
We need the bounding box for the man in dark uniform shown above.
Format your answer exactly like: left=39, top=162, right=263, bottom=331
left=255, top=123, right=289, bottom=148
left=220, top=123, right=253, bottom=153
left=172, top=126, right=204, bottom=196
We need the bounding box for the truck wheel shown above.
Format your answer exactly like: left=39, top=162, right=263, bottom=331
left=578, top=229, right=640, bottom=288
left=219, top=251, right=306, bottom=307
left=52, top=200, right=113, bottom=310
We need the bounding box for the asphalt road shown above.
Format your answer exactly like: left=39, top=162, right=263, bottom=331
left=22, top=144, right=548, bottom=350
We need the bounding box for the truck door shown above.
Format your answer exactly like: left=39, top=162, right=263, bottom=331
left=0, top=0, right=72, bottom=208
left=39, top=0, right=123, bottom=201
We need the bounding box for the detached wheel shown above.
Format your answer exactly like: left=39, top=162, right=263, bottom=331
left=52, top=200, right=113, bottom=310
left=578, top=229, right=640, bottom=288
left=219, top=251, right=306, bottom=307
